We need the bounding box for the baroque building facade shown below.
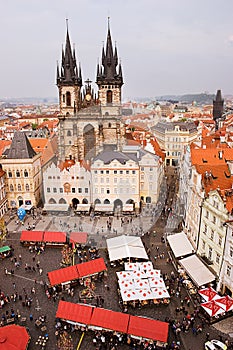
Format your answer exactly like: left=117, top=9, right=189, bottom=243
left=1, top=132, right=42, bottom=208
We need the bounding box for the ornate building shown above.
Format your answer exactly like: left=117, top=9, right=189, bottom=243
left=57, top=22, right=125, bottom=162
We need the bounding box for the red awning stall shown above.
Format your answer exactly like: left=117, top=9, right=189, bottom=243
left=0, top=324, right=30, bottom=350
left=48, top=265, right=80, bottom=287
left=20, top=231, right=44, bottom=245
left=43, top=231, right=66, bottom=246
left=77, top=258, right=107, bottom=278
left=127, top=315, right=169, bottom=343
left=89, top=308, right=130, bottom=333
left=69, top=232, right=88, bottom=245
left=56, top=300, right=93, bottom=326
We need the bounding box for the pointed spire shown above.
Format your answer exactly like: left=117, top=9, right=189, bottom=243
left=57, top=20, right=82, bottom=87
left=96, top=19, right=123, bottom=86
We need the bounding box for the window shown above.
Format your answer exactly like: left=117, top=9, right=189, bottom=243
left=120, top=170, right=123, bottom=174
left=16, top=170, right=20, bottom=178
left=208, top=247, right=212, bottom=260
left=47, top=187, right=50, bottom=193
left=94, top=170, right=97, bottom=174
left=218, top=235, right=222, bottom=247
left=114, top=178, right=117, bottom=183
left=66, top=91, right=71, bottom=106
left=107, top=90, right=112, bottom=103
left=101, top=188, right=104, bottom=194
left=78, top=188, right=82, bottom=193
left=25, top=184, right=30, bottom=191
left=10, top=184, right=14, bottom=192
left=67, top=130, right=71, bottom=136
left=114, top=170, right=117, bottom=174
left=106, top=170, right=109, bottom=174
left=227, top=265, right=231, bottom=277
left=101, top=178, right=104, bottom=183
left=85, top=188, right=88, bottom=193
left=230, top=247, right=233, bottom=258
left=60, top=188, right=63, bottom=193
left=216, top=254, right=220, bottom=264
left=141, top=167, right=144, bottom=171
left=126, top=170, right=129, bottom=174
left=132, top=170, right=135, bottom=174
left=8, top=171, right=12, bottom=178
left=100, top=170, right=104, bottom=174
left=213, top=216, right=216, bottom=224
left=48, top=176, right=52, bottom=179
left=206, top=210, right=209, bottom=219
left=107, top=189, right=110, bottom=194
left=150, top=167, right=153, bottom=171
left=114, top=188, right=117, bottom=194
left=106, top=178, right=109, bottom=183
left=202, top=240, right=206, bottom=250
left=210, top=230, right=214, bottom=241
left=53, top=188, right=57, bottom=193
left=72, top=188, right=75, bottom=193
left=204, top=224, right=207, bottom=234
left=213, top=200, right=219, bottom=209
left=18, top=184, right=21, bottom=191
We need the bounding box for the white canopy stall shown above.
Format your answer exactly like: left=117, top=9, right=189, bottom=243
left=179, top=255, right=216, bottom=288
left=167, top=232, right=195, bottom=258
left=106, top=235, right=148, bottom=262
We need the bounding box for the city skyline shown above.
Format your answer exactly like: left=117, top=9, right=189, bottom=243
left=1, top=0, right=233, bottom=99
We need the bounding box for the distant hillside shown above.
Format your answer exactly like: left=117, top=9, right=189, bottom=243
left=156, top=93, right=215, bottom=105
left=0, top=97, right=58, bottom=105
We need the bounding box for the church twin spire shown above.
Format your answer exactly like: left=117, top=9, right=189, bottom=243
left=57, top=19, right=123, bottom=92
left=57, top=24, right=82, bottom=87
left=96, top=19, right=123, bottom=87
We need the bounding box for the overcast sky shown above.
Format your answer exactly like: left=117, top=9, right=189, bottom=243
left=0, top=0, right=233, bottom=100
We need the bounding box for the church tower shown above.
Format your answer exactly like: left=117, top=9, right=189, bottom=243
left=213, top=89, right=224, bottom=131
left=57, top=23, right=82, bottom=116
left=96, top=19, right=123, bottom=109
left=57, top=20, right=125, bottom=162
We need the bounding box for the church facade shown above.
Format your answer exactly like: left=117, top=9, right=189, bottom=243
left=56, top=22, right=125, bottom=163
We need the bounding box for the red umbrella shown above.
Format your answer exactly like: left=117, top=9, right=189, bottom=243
left=198, top=287, right=218, bottom=302
left=215, top=295, right=233, bottom=312
left=0, top=325, right=30, bottom=350
left=201, top=300, right=225, bottom=317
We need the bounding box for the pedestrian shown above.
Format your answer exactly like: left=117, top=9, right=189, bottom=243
left=206, top=332, right=210, bottom=340
left=13, top=282, right=16, bottom=289
left=29, top=314, right=33, bottom=321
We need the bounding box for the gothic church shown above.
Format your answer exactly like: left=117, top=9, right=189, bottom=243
left=56, top=21, right=125, bottom=162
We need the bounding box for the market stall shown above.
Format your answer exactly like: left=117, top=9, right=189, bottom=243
left=43, top=231, right=66, bottom=247
left=179, top=254, right=216, bottom=288
left=20, top=231, right=44, bottom=246
left=127, top=315, right=169, bottom=344
left=0, top=246, right=12, bottom=259
left=69, top=232, right=88, bottom=246
left=77, top=257, right=107, bottom=278
left=106, top=235, right=148, bottom=262
left=47, top=265, right=80, bottom=287
left=56, top=300, right=93, bottom=326
left=89, top=308, right=130, bottom=333
left=167, top=232, right=195, bottom=258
